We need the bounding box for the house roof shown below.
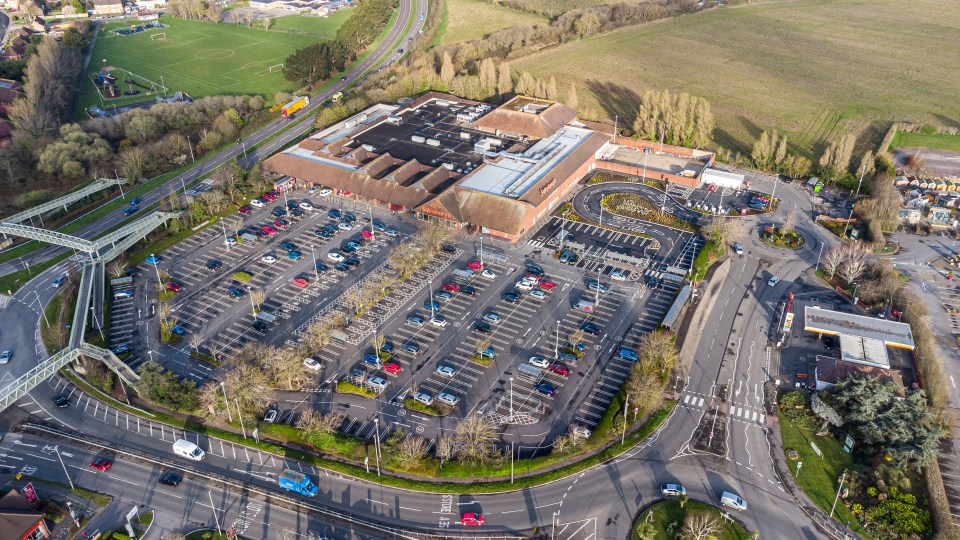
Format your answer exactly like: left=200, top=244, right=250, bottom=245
left=474, top=96, right=578, bottom=140
left=93, top=0, right=122, bottom=6
left=0, top=490, right=43, bottom=539
left=417, top=188, right=532, bottom=236
left=812, top=356, right=905, bottom=396
left=0, top=85, right=24, bottom=105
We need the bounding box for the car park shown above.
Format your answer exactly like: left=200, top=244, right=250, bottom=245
left=768, top=275, right=780, bottom=286
left=287, top=200, right=299, bottom=210
left=661, top=483, right=686, bottom=496
left=529, top=356, right=549, bottom=368
left=515, top=280, right=534, bottom=291
left=253, top=320, right=270, bottom=332
left=315, top=228, right=331, bottom=238
left=437, top=392, right=459, bottom=406
left=158, top=472, right=182, bottom=487
left=343, top=213, right=356, bottom=223
left=90, top=457, right=113, bottom=471
left=260, top=225, right=277, bottom=235
left=550, top=363, right=570, bottom=376
left=327, top=252, right=345, bottom=262
left=478, top=347, right=496, bottom=358
left=274, top=219, right=289, bottom=229
left=0, top=350, right=11, bottom=364
left=535, top=382, right=556, bottom=396
left=481, top=269, right=496, bottom=279
left=453, top=268, right=474, bottom=279
left=315, top=262, right=329, bottom=273
left=406, top=315, right=425, bottom=327
left=113, top=290, right=134, bottom=299
left=557, top=352, right=578, bottom=363
left=280, top=240, right=297, bottom=251
left=414, top=392, right=434, bottom=406
left=430, top=315, right=448, bottom=328
left=303, top=357, right=322, bottom=372
left=52, top=395, right=69, bottom=408
left=460, top=285, right=477, bottom=296
left=384, top=362, right=402, bottom=375
left=372, top=220, right=386, bottom=231
left=619, top=348, right=639, bottom=362
left=461, top=513, right=485, bottom=526
left=344, top=256, right=361, bottom=267
left=610, top=271, right=626, bottom=281
left=436, top=364, right=455, bottom=377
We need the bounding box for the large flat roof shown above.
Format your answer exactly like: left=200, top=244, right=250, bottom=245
left=459, top=125, right=595, bottom=199
left=600, top=143, right=707, bottom=178
left=803, top=306, right=915, bottom=349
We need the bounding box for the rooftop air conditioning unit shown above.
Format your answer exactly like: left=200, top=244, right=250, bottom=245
left=443, top=163, right=454, bottom=170
left=362, top=144, right=375, bottom=152
left=411, top=135, right=426, bottom=143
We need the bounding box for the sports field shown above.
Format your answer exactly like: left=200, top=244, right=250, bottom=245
left=438, top=0, right=545, bottom=44
left=512, top=0, right=960, bottom=156
left=269, top=12, right=352, bottom=37
left=77, top=16, right=341, bottom=114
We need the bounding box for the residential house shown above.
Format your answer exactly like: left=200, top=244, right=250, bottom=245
left=92, top=0, right=124, bottom=15
left=137, top=0, right=167, bottom=10
left=0, top=489, right=51, bottom=540
left=0, top=78, right=24, bottom=117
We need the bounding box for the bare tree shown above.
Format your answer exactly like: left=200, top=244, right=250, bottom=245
left=821, top=247, right=845, bottom=279
left=781, top=209, right=797, bottom=234
left=107, top=258, right=127, bottom=278
left=453, top=415, right=500, bottom=465
left=158, top=302, right=172, bottom=322
left=474, top=336, right=491, bottom=353
left=567, top=329, right=586, bottom=349
left=397, top=434, right=429, bottom=466
left=263, top=17, right=272, bottom=31
left=701, top=217, right=746, bottom=247
left=637, top=329, right=678, bottom=375
left=839, top=256, right=868, bottom=286
left=250, top=288, right=266, bottom=312
left=552, top=433, right=571, bottom=453
left=435, top=434, right=455, bottom=469
left=682, top=511, right=719, bottom=540
left=206, top=2, right=223, bottom=22
left=188, top=333, right=203, bottom=354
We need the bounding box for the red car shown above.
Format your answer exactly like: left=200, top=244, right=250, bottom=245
left=274, top=219, right=289, bottom=229
left=442, top=282, right=459, bottom=292
left=165, top=282, right=182, bottom=292
left=238, top=206, right=252, bottom=214
left=90, top=457, right=113, bottom=471
left=260, top=226, right=277, bottom=235
left=550, top=363, right=570, bottom=376
left=262, top=192, right=276, bottom=202
left=539, top=280, right=556, bottom=290
left=292, top=277, right=309, bottom=288
left=467, top=260, right=483, bottom=270
left=384, top=362, right=402, bottom=375
left=461, top=512, right=485, bottom=526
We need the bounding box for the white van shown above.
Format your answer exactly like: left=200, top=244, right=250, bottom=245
left=172, top=439, right=205, bottom=461
left=720, top=491, right=747, bottom=510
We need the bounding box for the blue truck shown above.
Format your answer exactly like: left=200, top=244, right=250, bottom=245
left=278, top=469, right=319, bottom=497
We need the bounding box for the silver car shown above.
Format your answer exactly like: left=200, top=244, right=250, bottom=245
left=0, top=350, right=10, bottom=364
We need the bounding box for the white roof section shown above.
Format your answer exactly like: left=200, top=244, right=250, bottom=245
left=838, top=334, right=890, bottom=369
left=803, top=306, right=914, bottom=349
left=459, top=126, right=594, bottom=199
left=701, top=168, right=744, bottom=188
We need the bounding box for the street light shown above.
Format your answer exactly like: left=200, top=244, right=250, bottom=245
left=54, top=447, right=74, bottom=490
left=311, top=245, right=319, bottom=282
left=220, top=381, right=233, bottom=422
left=373, top=418, right=381, bottom=477
left=33, top=290, right=50, bottom=327
left=208, top=490, right=223, bottom=535
left=150, top=253, right=162, bottom=289
left=509, top=376, right=514, bottom=418
left=220, top=218, right=229, bottom=251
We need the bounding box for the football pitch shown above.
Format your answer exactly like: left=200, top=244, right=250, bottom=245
left=77, top=16, right=339, bottom=114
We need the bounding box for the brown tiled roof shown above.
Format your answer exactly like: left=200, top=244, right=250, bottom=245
left=519, top=131, right=606, bottom=207
left=0, top=490, right=43, bottom=540
left=453, top=188, right=531, bottom=236
left=362, top=153, right=403, bottom=179
left=0, top=86, right=24, bottom=106
left=299, top=138, right=324, bottom=152
left=418, top=167, right=460, bottom=193
left=94, top=0, right=122, bottom=6
left=474, top=99, right=578, bottom=139
left=813, top=356, right=905, bottom=396
left=264, top=153, right=435, bottom=210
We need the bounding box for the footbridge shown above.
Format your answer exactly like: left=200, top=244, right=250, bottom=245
left=1, top=178, right=127, bottom=226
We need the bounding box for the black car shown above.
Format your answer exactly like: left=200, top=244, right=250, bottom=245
left=343, top=213, right=356, bottom=223
left=567, top=254, right=580, bottom=265
left=272, top=207, right=288, bottom=217
left=279, top=240, right=297, bottom=251
left=52, top=395, right=69, bottom=408
left=123, top=207, right=139, bottom=216
left=206, top=259, right=223, bottom=271
left=823, top=335, right=836, bottom=350
left=125, top=267, right=141, bottom=276
left=316, top=229, right=331, bottom=238
left=315, top=262, right=329, bottom=272
left=344, top=257, right=361, bottom=267
left=502, top=291, right=521, bottom=303
left=328, top=208, right=342, bottom=220
left=287, top=200, right=299, bottom=210
left=227, top=287, right=246, bottom=299
left=253, top=320, right=270, bottom=332
left=340, top=244, right=357, bottom=254
left=526, top=265, right=545, bottom=276
left=580, top=322, right=601, bottom=335
left=442, top=244, right=456, bottom=253
left=158, top=472, right=182, bottom=487
left=290, top=209, right=305, bottom=219
left=460, top=285, right=476, bottom=296
left=474, top=322, right=492, bottom=333
left=334, top=263, right=350, bottom=272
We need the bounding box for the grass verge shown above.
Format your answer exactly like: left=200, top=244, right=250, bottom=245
left=41, top=293, right=65, bottom=353
left=634, top=500, right=751, bottom=540
left=404, top=398, right=442, bottom=416
left=335, top=381, right=376, bottom=397
left=890, top=131, right=960, bottom=152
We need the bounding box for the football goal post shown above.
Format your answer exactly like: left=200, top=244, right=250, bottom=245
left=268, top=63, right=284, bottom=73
left=150, top=32, right=167, bottom=41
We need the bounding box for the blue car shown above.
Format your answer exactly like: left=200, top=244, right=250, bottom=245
left=381, top=342, right=395, bottom=353
left=130, top=197, right=141, bottom=206
left=287, top=200, right=299, bottom=210
left=272, top=207, right=287, bottom=217
left=123, top=207, right=139, bottom=216
left=145, top=255, right=160, bottom=265
left=112, top=344, right=132, bottom=354
left=315, top=262, right=329, bottom=272
left=619, top=348, right=639, bottom=362
left=424, top=300, right=440, bottom=312
left=279, top=240, right=297, bottom=251
left=288, top=250, right=302, bottom=260
left=372, top=220, right=386, bottom=231
left=535, top=382, right=556, bottom=396
left=171, top=325, right=186, bottom=335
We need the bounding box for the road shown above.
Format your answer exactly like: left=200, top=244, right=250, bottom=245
left=0, top=0, right=425, bottom=279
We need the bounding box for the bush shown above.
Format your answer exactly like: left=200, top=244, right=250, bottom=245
left=404, top=398, right=441, bottom=416
left=336, top=380, right=375, bottom=397
left=232, top=271, right=252, bottom=282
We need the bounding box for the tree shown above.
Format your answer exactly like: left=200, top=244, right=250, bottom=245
left=637, top=329, right=678, bottom=375
left=263, top=17, right=272, bottom=31
left=821, top=247, right=846, bottom=279
left=781, top=209, right=797, bottom=234
left=545, top=76, right=558, bottom=101
left=282, top=43, right=334, bottom=86
left=439, top=51, right=455, bottom=85
left=397, top=434, right=429, bottom=466
left=435, top=434, right=455, bottom=468
left=677, top=493, right=689, bottom=509
left=496, top=61, right=512, bottom=97
left=250, top=289, right=266, bottom=312
left=566, top=82, right=579, bottom=110
left=478, top=58, right=496, bottom=94
left=188, top=333, right=203, bottom=354
left=838, top=245, right=868, bottom=285
left=206, top=2, right=223, bottom=22
left=751, top=131, right=773, bottom=171
left=453, top=415, right=500, bottom=465
left=10, top=37, right=82, bottom=137
left=107, top=258, right=127, bottom=278
left=136, top=361, right=199, bottom=412
left=681, top=511, right=719, bottom=540
left=61, top=27, right=86, bottom=52
left=515, top=71, right=536, bottom=96
left=819, top=133, right=856, bottom=180
left=634, top=519, right=656, bottom=540
left=119, top=147, right=147, bottom=181
left=296, top=410, right=344, bottom=435
left=700, top=217, right=746, bottom=247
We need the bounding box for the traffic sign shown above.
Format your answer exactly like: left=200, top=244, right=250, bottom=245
left=21, top=482, right=37, bottom=503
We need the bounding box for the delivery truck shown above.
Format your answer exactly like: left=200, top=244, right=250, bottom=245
left=278, top=469, right=319, bottom=497
left=281, top=96, right=309, bottom=119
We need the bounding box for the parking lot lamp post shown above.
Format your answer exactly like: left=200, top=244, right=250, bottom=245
left=768, top=174, right=779, bottom=212
left=621, top=393, right=629, bottom=445
left=373, top=418, right=381, bottom=477
left=150, top=253, right=162, bottom=289
left=247, top=286, right=256, bottom=319
left=235, top=399, right=247, bottom=438
left=509, top=376, right=514, bottom=418
left=554, top=321, right=560, bottom=358
left=552, top=511, right=560, bottom=540
left=220, top=218, right=229, bottom=251
left=186, top=134, right=195, bottom=162
left=220, top=381, right=233, bottom=422
left=311, top=245, right=319, bottom=281
left=368, top=204, right=374, bottom=239
left=829, top=470, right=847, bottom=518
left=599, top=204, right=603, bottom=228
left=208, top=490, right=223, bottom=535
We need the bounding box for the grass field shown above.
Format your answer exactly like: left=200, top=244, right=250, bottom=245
left=438, top=0, right=545, bottom=44
left=634, top=500, right=750, bottom=540
left=890, top=131, right=960, bottom=152
left=77, top=15, right=343, bottom=113
left=512, top=0, right=960, bottom=157
left=268, top=11, right=352, bottom=37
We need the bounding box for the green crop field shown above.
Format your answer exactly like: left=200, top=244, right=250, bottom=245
left=890, top=132, right=960, bottom=152
left=77, top=15, right=346, bottom=115
left=438, top=0, right=545, bottom=44
left=512, top=0, right=960, bottom=157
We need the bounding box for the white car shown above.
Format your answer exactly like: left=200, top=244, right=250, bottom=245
left=318, top=188, right=333, bottom=197
left=0, top=350, right=10, bottom=364
left=414, top=392, right=434, bottom=406
left=303, top=357, right=322, bottom=372
left=261, top=254, right=277, bottom=264
left=528, top=356, right=549, bottom=368
left=481, top=269, right=496, bottom=279
left=250, top=199, right=265, bottom=208
left=437, top=392, right=459, bottom=406
left=338, top=222, right=353, bottom=230
left=308, top=186, right=319, bottom=194
left=299, top=201, right=314, bottom=210
left=515, top=280, right=534, bottom=291
left=483, top=312, right=501, bottom=324
left=430, top=315, right=448, bottom=328
left=529, top=290, right=546, bottom=300
left=224, top=237, right=237, bottom=246
left=435, top=364, right=455, bottom=377
left=609, top=271, right=626, bottom=281
left=385, top=229, right=399, bottom=237
left=327, top=252, right=345, bottom=262
left=768, top=276, right=780, bottom=286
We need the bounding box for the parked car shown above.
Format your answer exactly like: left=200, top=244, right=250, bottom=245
left=610, top=271, right=626, bottom=281
left=661, top=483, right=686, bottom=496
left=430, top=315, right=448, bottom=328
left=383, top=362, right=402, bottom=375
left=483, top=312, right=501, bottom=324
left=303, top=357, right=322, bottom=372
left=165, top=282, right=182, bottom=292
left=406, top=315, right=425, bottom=327
left=481, top=268, right=497, bottom=279
left=550, top=363, right=570, bottom=376
left=580, top=322, right=600, bottom=335
left=52, top=395, right=69, bottom=408
left=292, top=277, right=309, bottom=287
left=534, top=382, right=555, bottom=396
left=227, top=288, right=246, bottom=299
left=619, top=348, right=639, bottom=362
left=328, top=208, right=342, bottom=219
left=327, top=252, right=345, bottom=262
left=261, top=254, right=277, bottom=264
left=238, top=206, right=252, bottom=214
left=442, top=282, right=459, bottom=292
left=436, top=364, right=455, bottom=377
left=402, top=342, right=420, bottom=355
left=528, top=356, right=549, bottom=368
left=112, top=344, right=132, bottom=354
left=768, top=275, right=780, bottom=286
left=588, top=281, right=608, bottom=293
left=467, top=260, right=483, bottom=270
left=171, top=325, right=186, bottom=335
left=529, top=290, right=546, bottom=300
left=474, top=322, right=492, bottom=333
